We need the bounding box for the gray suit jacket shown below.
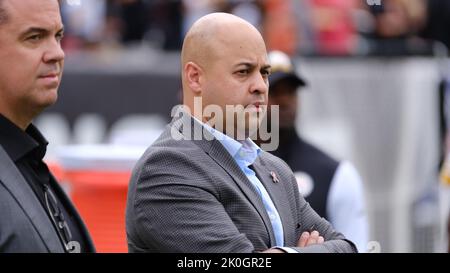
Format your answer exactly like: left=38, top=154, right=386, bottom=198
left=126, top=112, right=357, bottom=253
left=0, top=145, right=95, bottom=253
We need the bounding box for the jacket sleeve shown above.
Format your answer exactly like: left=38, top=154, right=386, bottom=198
left=288, top=171, right=358, bottom=253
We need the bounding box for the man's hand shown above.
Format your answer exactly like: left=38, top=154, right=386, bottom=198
left=298, top=230, right=325, bottom=247
left=263, top=230, right=326, bottom=252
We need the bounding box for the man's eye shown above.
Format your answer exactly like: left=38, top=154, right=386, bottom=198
left=56, top=32, right=64, bottom=41
left=237, top=69, right=249, bottom=75
left=27, top=34, right=41, bottom=41
left=262, top=70, right=271, bottom=77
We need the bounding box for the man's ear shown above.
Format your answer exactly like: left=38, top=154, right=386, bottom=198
left=184, top=62, right=203, bottom=95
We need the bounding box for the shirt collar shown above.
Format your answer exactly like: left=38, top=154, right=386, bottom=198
left=0, top=114, right=48, bottom=162
left=192, top=116, right=261, bottom=167
left=235, top=138, right=261, bottom=167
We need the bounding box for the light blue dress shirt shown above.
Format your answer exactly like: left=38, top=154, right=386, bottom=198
left=199, top=120, right=285, bottom=247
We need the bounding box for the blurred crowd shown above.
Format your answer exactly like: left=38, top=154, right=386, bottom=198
left=60, top=0, right=450, bottom=56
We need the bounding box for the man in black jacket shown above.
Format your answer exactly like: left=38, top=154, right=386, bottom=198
left=0, top=0, right=94, bottom=253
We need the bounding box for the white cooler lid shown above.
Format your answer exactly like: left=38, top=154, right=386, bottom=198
left=57, top=144, right=148, bottom=171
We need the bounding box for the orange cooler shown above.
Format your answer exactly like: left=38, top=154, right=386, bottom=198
left=58, top=145, right=146, bottom=253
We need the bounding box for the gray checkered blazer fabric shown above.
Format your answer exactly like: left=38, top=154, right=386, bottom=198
left=126, top=110, right=357, bottom=253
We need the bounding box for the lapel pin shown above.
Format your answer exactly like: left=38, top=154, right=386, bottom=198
left=270, top=171, right=279, bottom=183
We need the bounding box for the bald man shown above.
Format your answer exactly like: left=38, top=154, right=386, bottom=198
left=126, top=13, right=357, bottom=253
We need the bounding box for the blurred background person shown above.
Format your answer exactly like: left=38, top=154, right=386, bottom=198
left=119, top=0, right=183, bottom=50
left=260, top=50, right=369, bottom=252
left=308, top=0, right=358, bottom=55
left=358, top=0, right=450, bottom=55
left=60, top=0, right=108, bottom=51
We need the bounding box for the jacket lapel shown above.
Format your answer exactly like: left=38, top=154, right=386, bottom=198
left=0, top=146, right=65, bottom=253
left=207, top=140, right=276, bottom=245
left=251, top=155, right=296, bottom=246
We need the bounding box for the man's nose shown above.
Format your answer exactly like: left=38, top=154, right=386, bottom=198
left=250, top=72, right=269, bottom=94
left=43, top=39, right=65, bottom=64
